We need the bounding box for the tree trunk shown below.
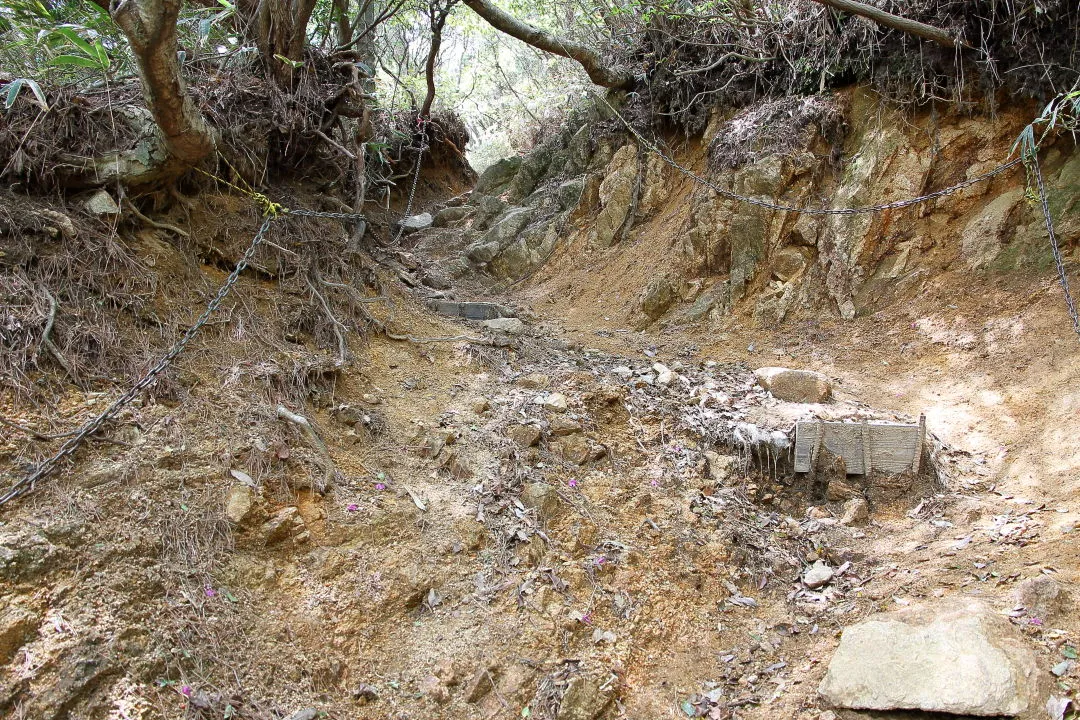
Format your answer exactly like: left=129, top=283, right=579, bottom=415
left=332, top=0, right=354, bottom=47
left=239, top=0, right=320, bottom=84
left=420, top=3, right=453, bottom=118
left=78, top=0, right=215, bottom=185
left=810, top=0, right=971, bottom=49
left=462, top=0, right=633, bottom=89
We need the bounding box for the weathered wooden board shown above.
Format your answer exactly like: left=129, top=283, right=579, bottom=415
left=794, top=417, right=924, bottom=475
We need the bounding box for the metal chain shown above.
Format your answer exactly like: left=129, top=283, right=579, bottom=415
left=1030, top=152, right=1080, bottom=342
left=0, top=216, right=274, bottom=507
left=392, top=122, right=428, bottom=245
left=288, top=208, right=368, bottom=221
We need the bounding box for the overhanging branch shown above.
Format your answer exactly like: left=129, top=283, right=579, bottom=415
left=462, top=0, right=633, bottom=89
left=810, top=0, right=971, bottom=49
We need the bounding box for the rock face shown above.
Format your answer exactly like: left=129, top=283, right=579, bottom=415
left=754, top=367, right=832, bottom=403
left=427, top=91, right=1078, bottom=326
left=819, top=599, right=1044, bottom=716
left=0, top=606, right=40, bottom=664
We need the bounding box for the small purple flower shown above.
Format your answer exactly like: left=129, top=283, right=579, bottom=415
left=594, top=556, right=606, bottom=566
left=204, top=585, right=217, bottom=598
left=375, top=483, right=386, bottom=491
left=568, top=478, right=579, bottom=488
left=180, top=685, right=192, bottom=697
left=650, top=479, right=660, bottom=487
left=580, top=612, right=593, bottom=625
left=346, top=503, right=359, bottom=512
left=1029, top=617, right=1043, bottom=626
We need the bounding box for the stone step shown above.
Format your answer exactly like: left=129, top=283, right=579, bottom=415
left=427, top=300, right=515, bottom=320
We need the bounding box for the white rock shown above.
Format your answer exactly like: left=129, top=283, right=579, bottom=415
left=611, top=366, right=633, bottom=380
left=399, top=212, right=433, bottom=232
left=802, top=560, right=834, bottom=589
left=819, top=598, right=1044, bottom=716
left=539, top=393, right=568, bottom=412
left=481, top=317, right=525, bottom=335
left=84, top=189, right=119, bottom=216
left=652, top=363, right=676, bottom=385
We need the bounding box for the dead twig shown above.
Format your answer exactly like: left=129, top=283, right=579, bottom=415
left=276, top=405, right=336, bottom=494
left=37, top=286, right=77, bottom=381
left=307, top=276, right=349, bottom=363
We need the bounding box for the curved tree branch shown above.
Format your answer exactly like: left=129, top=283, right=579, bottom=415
left=69, top=0, right=215, bottom=186
left=810, top=0, right=972, bottom=49
left=462, top=0, right=633, bottom=89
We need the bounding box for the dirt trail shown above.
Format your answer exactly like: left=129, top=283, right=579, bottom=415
left=1, top=167, right=1079, bottom=720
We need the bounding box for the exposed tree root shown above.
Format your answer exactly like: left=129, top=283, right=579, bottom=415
left=37, top=286, right=77, bottom=382
left=275, top=405, right=336, bottom=494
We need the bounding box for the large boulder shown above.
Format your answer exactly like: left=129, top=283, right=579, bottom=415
left=754, top=367, right=832, bottom=403
left=474, top=156, right=521, bottom=196
left=819, top=599, right=1045, bottom=716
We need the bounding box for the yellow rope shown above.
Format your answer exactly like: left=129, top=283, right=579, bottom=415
left=192, top=159, right=287, bottom=217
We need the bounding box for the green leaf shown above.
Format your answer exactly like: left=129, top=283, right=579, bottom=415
left=91, top=39, right=109, bottom=68
left=49, top=54, right=101, bottom=69
left=4, top=77, right=48, bottom=112
left=223, top=589, right=238, bottom=603
left=5, top=79, right=25, bottom=110
left=273, top=53, right=304, bottom=69
left=224, top=705, right=236, bottom=719
left=1063, top=646, right=1078, bottom=660
left=54, top=26, right=96, bottom=57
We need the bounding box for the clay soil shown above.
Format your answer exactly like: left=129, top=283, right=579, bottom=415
left=1, top=160, right=1079, bottom=720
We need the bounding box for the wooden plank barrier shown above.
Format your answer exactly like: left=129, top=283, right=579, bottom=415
left=794, top=415, right=925, bottom=475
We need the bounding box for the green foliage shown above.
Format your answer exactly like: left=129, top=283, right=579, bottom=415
left=3, top=76, right=48, bottom=111
left=0, top=1, right=123, bottom=81
left=48, top=25, right=111, bottom=73
left=1013, top=89, right=1080, bottom=160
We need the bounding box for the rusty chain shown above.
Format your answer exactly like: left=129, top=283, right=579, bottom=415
left=2, top=128, right=432, bottom=508
left=1029, top=152, right=1080, bottom=341
left=0, top=216, right=274, bottom=507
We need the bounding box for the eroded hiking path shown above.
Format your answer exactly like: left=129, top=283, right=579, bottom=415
left=1, top=210, right=1077, bottom=720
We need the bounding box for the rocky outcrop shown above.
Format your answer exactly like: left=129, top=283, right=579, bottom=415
left=414, top=87, right=1077, bottom=324
left=819, top=599, right=1045, bottom=716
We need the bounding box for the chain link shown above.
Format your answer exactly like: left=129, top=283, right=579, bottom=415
left=1030, top=152, right=1080, bottom=341
left=0, top=217, right=274, bottom=507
